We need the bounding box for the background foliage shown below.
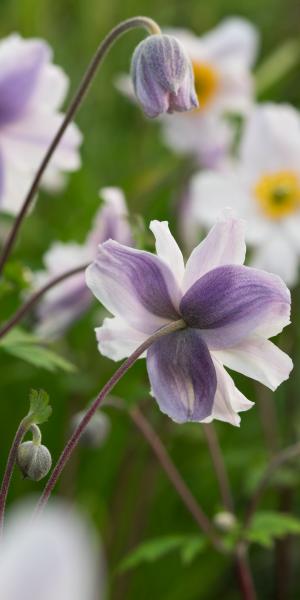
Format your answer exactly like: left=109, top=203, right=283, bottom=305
left=1, top=0, right=300, bottom=598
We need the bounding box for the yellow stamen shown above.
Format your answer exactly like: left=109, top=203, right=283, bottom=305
left=254, top=171, right=300, bottom=219
left=192, top=61, right=219, bottom=109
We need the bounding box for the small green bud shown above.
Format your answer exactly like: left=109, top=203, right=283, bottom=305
left=17, top=441, right=52, bottom=481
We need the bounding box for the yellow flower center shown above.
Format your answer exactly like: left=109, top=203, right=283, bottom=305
left=254, top=171, right=300, bottom=219
left=192, top=61, right=219, bottom=109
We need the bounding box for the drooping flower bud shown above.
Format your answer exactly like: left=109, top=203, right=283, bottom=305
left=131, top=34, right=198, bottom=118
left=70, top=411, right=110, bottom=449
left=17, top=441, right=52, bottom=481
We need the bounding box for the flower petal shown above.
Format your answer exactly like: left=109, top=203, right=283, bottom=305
left=183, top=214, right=246, bottom=291
left=180, top=265, right=290, bottom=349
left=87, top=187, right=132, bottom=249
left=146, top=328, right=217, bottom=423
left=150, top=220, right=185, bottom=286
left=201, top=18, right=259, bottom=67
left=203, top=357, right=254, bottom=426
left=96, top=316, right=148, bottom=361
left=251, top=233, right=298, bottom=288
left=86, top=241, right=181, bottom=334
left=213, top=337, right=293, bottom=391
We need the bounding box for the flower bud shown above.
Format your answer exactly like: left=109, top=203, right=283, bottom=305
left=131, top=34, right=198, bottom=118
left=213, top=511, right=237, bottom=532
left=17, top=441, right=52, bottom=481
left=71, top=411, right=110, bottom=449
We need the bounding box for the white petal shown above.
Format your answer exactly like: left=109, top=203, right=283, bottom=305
left=150, top=220, right=185, bottom=286
left=96, top=316, right=148, bottom=361
left=203, top=357, right=254, bottom=426
left=183, top=213, right=246, bottom=291
left=214, top=337, right=293, bottom=391
left=31, top=63, right=69, bottom=110
left=251, top=233, right=299, bottom=287
left=201, top=18, right=259, bottom=67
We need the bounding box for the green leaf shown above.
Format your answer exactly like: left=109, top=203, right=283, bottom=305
left=246, top=511, right=300, bottom=548
left=0, top=327, right=76, bottom=373
left=118, top=534, right=205, bottom=572
left=28, top=388, right=52, bottom=425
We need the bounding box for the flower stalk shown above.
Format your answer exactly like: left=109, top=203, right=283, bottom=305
left=35, top=319, right=186, bottom=514
left=0, top=16, right=161, bottom=275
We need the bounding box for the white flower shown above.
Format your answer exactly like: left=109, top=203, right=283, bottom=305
left=0, top=501, right=103, bottom=600
left=36, top=187, right=132, bottom=338
left=161, top=17, right=259, bottom=164
left=0, top=34, right=82, bottom=215
left=190, top=103, right=300, bottom=286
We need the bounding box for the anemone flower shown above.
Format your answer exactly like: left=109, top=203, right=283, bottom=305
left=0, top=34, right=82, bottom=215
left=86, top=213, right=292, bottom=426
left=36, top=188, right=132, bottom=338
left=190, top=103, right=300, bottom=286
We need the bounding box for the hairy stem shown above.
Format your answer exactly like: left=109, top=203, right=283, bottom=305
left=0, top=16, right=161, bottom=274
left=0, top=264, right=88, bottom=339
left=0, top=417, right=32, bottom=533
left=130, top=406, right=223, bottom=552
left=35, top=319, right=185, bottom=514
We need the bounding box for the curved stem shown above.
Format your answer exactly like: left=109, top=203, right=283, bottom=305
left=245, top=441, right=300, bottom=528
left=35, top=319, right=185, bottom=514
left=0, top=264, right=88, bottom=339
left=203, top=424, right=234, bottom=512
left=0, top=417, right=31, bottom=533
left=130, top=406, right=224, bottom=552
left=0, top=16, right=161, bottom=275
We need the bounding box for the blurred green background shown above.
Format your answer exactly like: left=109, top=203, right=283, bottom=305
left=1, top=0, right=300, bottom=598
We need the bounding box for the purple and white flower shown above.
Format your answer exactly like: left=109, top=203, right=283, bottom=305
left=0, top=34, right=82, bottom=215
left=86, top=213, right=292, bottom=426
left=0, top=501, right=102, bottom=600
left=36, top=188, right=132, bottom=338
left=190, top=104, right=300, bottom=286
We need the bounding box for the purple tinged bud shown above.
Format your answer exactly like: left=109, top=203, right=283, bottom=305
left=131, top=34, right=198, bottom=118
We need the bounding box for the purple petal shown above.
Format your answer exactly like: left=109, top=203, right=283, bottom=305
left=147, top=328, right=217, bottom=423
left=0, top=37, right=49, bottom=123
left=180, top=265, right=290, bottom=349
left=86, top=241, right=181, bottom=334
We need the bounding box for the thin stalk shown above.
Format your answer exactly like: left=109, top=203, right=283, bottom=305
left=130, top=406, right=223, bottom=552
left=245, top=441, right=300, bottom=528
left=234, top=543, right=257, bottom=600
left=202, top=423, right=234, bottom=512
left=0, top=264, right=88, bottom=339
left=0, top=417, right=31, bottom=533
left=0, top=16, right=161, bottom=274
left=35, top=319, right=185, bottom=514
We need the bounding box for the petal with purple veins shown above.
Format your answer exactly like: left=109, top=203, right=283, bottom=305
left=86, top=241, right=181, bottom=334
left=180, top=265, right=290, bottom=349
left=147, top=328, right=217, bottom=423
left=183, top=215, right=246, bottom=292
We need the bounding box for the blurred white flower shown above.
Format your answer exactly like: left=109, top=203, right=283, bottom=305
left=0, top=34, right=82, bottom=215
left=0, top=501, right=103, bottom=600
left=36, top=187, right=132, bottom=338
left=161, top=17, right=259, bottom=165
left=190, top=103, right=300, bottom=286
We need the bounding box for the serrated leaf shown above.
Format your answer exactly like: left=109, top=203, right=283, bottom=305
left=28, top=389, right=52, bottom=425
left=0, top=327, right=76, bottom=373
left=246, top=511, right=300, bottom=548
left=118, top=534, right=205, bottom=572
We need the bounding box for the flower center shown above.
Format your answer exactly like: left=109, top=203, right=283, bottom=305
left=192, top=61, right=219, bottom=109
left=253, top=171, right=300, bottom=219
